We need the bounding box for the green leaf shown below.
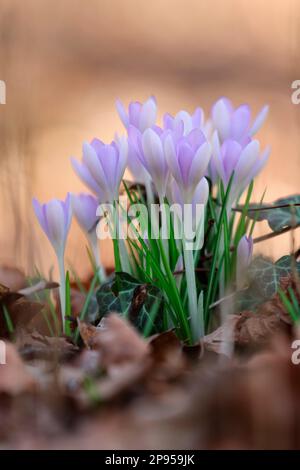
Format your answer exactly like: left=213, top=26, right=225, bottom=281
left=246, top=195, right=300, bottom=232
left=96, top=272, right=164, bottom=334
left=236, top=255, right=300, bottom=311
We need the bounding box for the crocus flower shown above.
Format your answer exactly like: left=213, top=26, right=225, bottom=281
left=212, top=132, right=270, bottom=204
left=32, top=194, right=72, bottom=332
left=72, top=193, right=106, bottom=282
left=128, top=125, right=170, bottom=201
left=236, top=235, right=253, bottom=289
left=164, top=128, right=211, bottom=203
left=71, top=137, right=128, bottom=203
left=211, top=97, right=269, bottom=144
left=32, top=194, right=72, bottom=257
left=116, top=96, right=157, bottom=132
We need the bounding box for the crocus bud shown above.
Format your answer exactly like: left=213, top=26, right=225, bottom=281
left=71, top=137, right=128, bottom=203
left=164, top=129, right=211, bottom=203
left=116, top=97, right=157, bottom=132
left=72, top=193, right=106, bottom=282
left=32, top=193, right=72, bottom=258
left=236, top=235, right=253, bottom=289
left=211, top=97, right=269, bottom=144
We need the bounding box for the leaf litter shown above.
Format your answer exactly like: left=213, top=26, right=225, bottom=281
left=1, top=266, right=300, bottom=449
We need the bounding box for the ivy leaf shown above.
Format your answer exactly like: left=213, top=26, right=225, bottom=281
left=96, top=272, right=164, bottom=334
left=246, top=195, right=300, bottom=232
left=236, top=255, right=300, bottom=311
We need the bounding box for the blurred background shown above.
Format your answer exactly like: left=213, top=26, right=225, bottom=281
left=0, top=0, right=299, bottom=279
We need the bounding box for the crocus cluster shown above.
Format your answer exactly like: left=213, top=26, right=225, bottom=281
left=32, top=95, right=269, bottom=337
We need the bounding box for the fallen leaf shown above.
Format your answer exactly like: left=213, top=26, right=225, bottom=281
left=78, top=314, right=149, bottom=368
left=16, top=331, right=79, bottom=362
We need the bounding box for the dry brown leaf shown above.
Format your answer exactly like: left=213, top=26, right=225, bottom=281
left=78, top=314, right=149, bottom=368
left=235, top=276, right=296, bottom=348
left=16, top=331, right=79, bottom=362
left=148, top=331, right=187, bottom=381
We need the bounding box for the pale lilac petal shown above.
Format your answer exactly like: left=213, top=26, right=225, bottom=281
left=222, top=140, right=242, bottom=181
left=82, top=141, right=107, bottom=190
left=192, top=107, right=204, bottom=128
left=235, top=140, right=260, bottom=184
left=139, top=97, right=157, bottom=132
left=163, top=113, right=174, bottom=130
left=193, top=177, right=209, bottom=206
left=32, top=199, right=48, bottom=236
left=249, top=105, right=269, bottom=136
left=249, top=145, right=271, bottom=181
left=116, top=99, right=129, bottom=129
left=63, top=193, right=72, bottom=234
left=185, top=128, right=206, bottom=151
left=212, top=98, right=231, bottom=141
left=72, top=193, right=99, bottom=232
left=45, top=199, right=66, bottom=251
left=128, top=102, right=141, bottom=127
left=164, top=134, right=182, bottom=183
left=237, top=235, right=253, bottom=289
left=115, top=136, right=128, bottom=187
left=71, top=157, right=102, bottom=196
left=230, top=105, right=251, bottom=141
left=175, top=110, right=193, bottom=134
left=188, top=142, right=211, bottom=188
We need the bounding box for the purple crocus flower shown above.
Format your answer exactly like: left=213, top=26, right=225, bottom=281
left=211, top=97, right=269, bottom=143
left=71, top=137, right=128, bottom=203
left=236, top=235, right=253, bottom=289
left=212, top=132, right=270, bottom=203
left=128, top=125, right=170, bottom=200
left=32, top=194, right=72, bottom=332
left=32, top=193, right=72, bottom=257
left=164, top=128, right=211, bottom=203
left=116, top=96, right=157, bottom=132
left=72, top=193, right=98, bottom=233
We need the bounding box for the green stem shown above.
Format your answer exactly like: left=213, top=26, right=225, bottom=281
left=58, top=255, right=66, bottom=334
left=183, top=239, right=203, bottom=341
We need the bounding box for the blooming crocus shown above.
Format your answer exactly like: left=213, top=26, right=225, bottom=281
left=236, top=235, right=253, bottom=289
left=212, top=132, right=270, bottom=204
left=128, top=125, right=170, bottom=201
left=164, top=128, right=211, bottom=203
left=71, top=137, right=128, bottom=203
left=32, top=194, right=72, bottom=332
left=163, top=107, right=205, bottom=136
left=211, top=97, right=269, bottom=144
left=116, top=96, right=157, bottom=132
left=72, top=193, right=106, bottom=282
